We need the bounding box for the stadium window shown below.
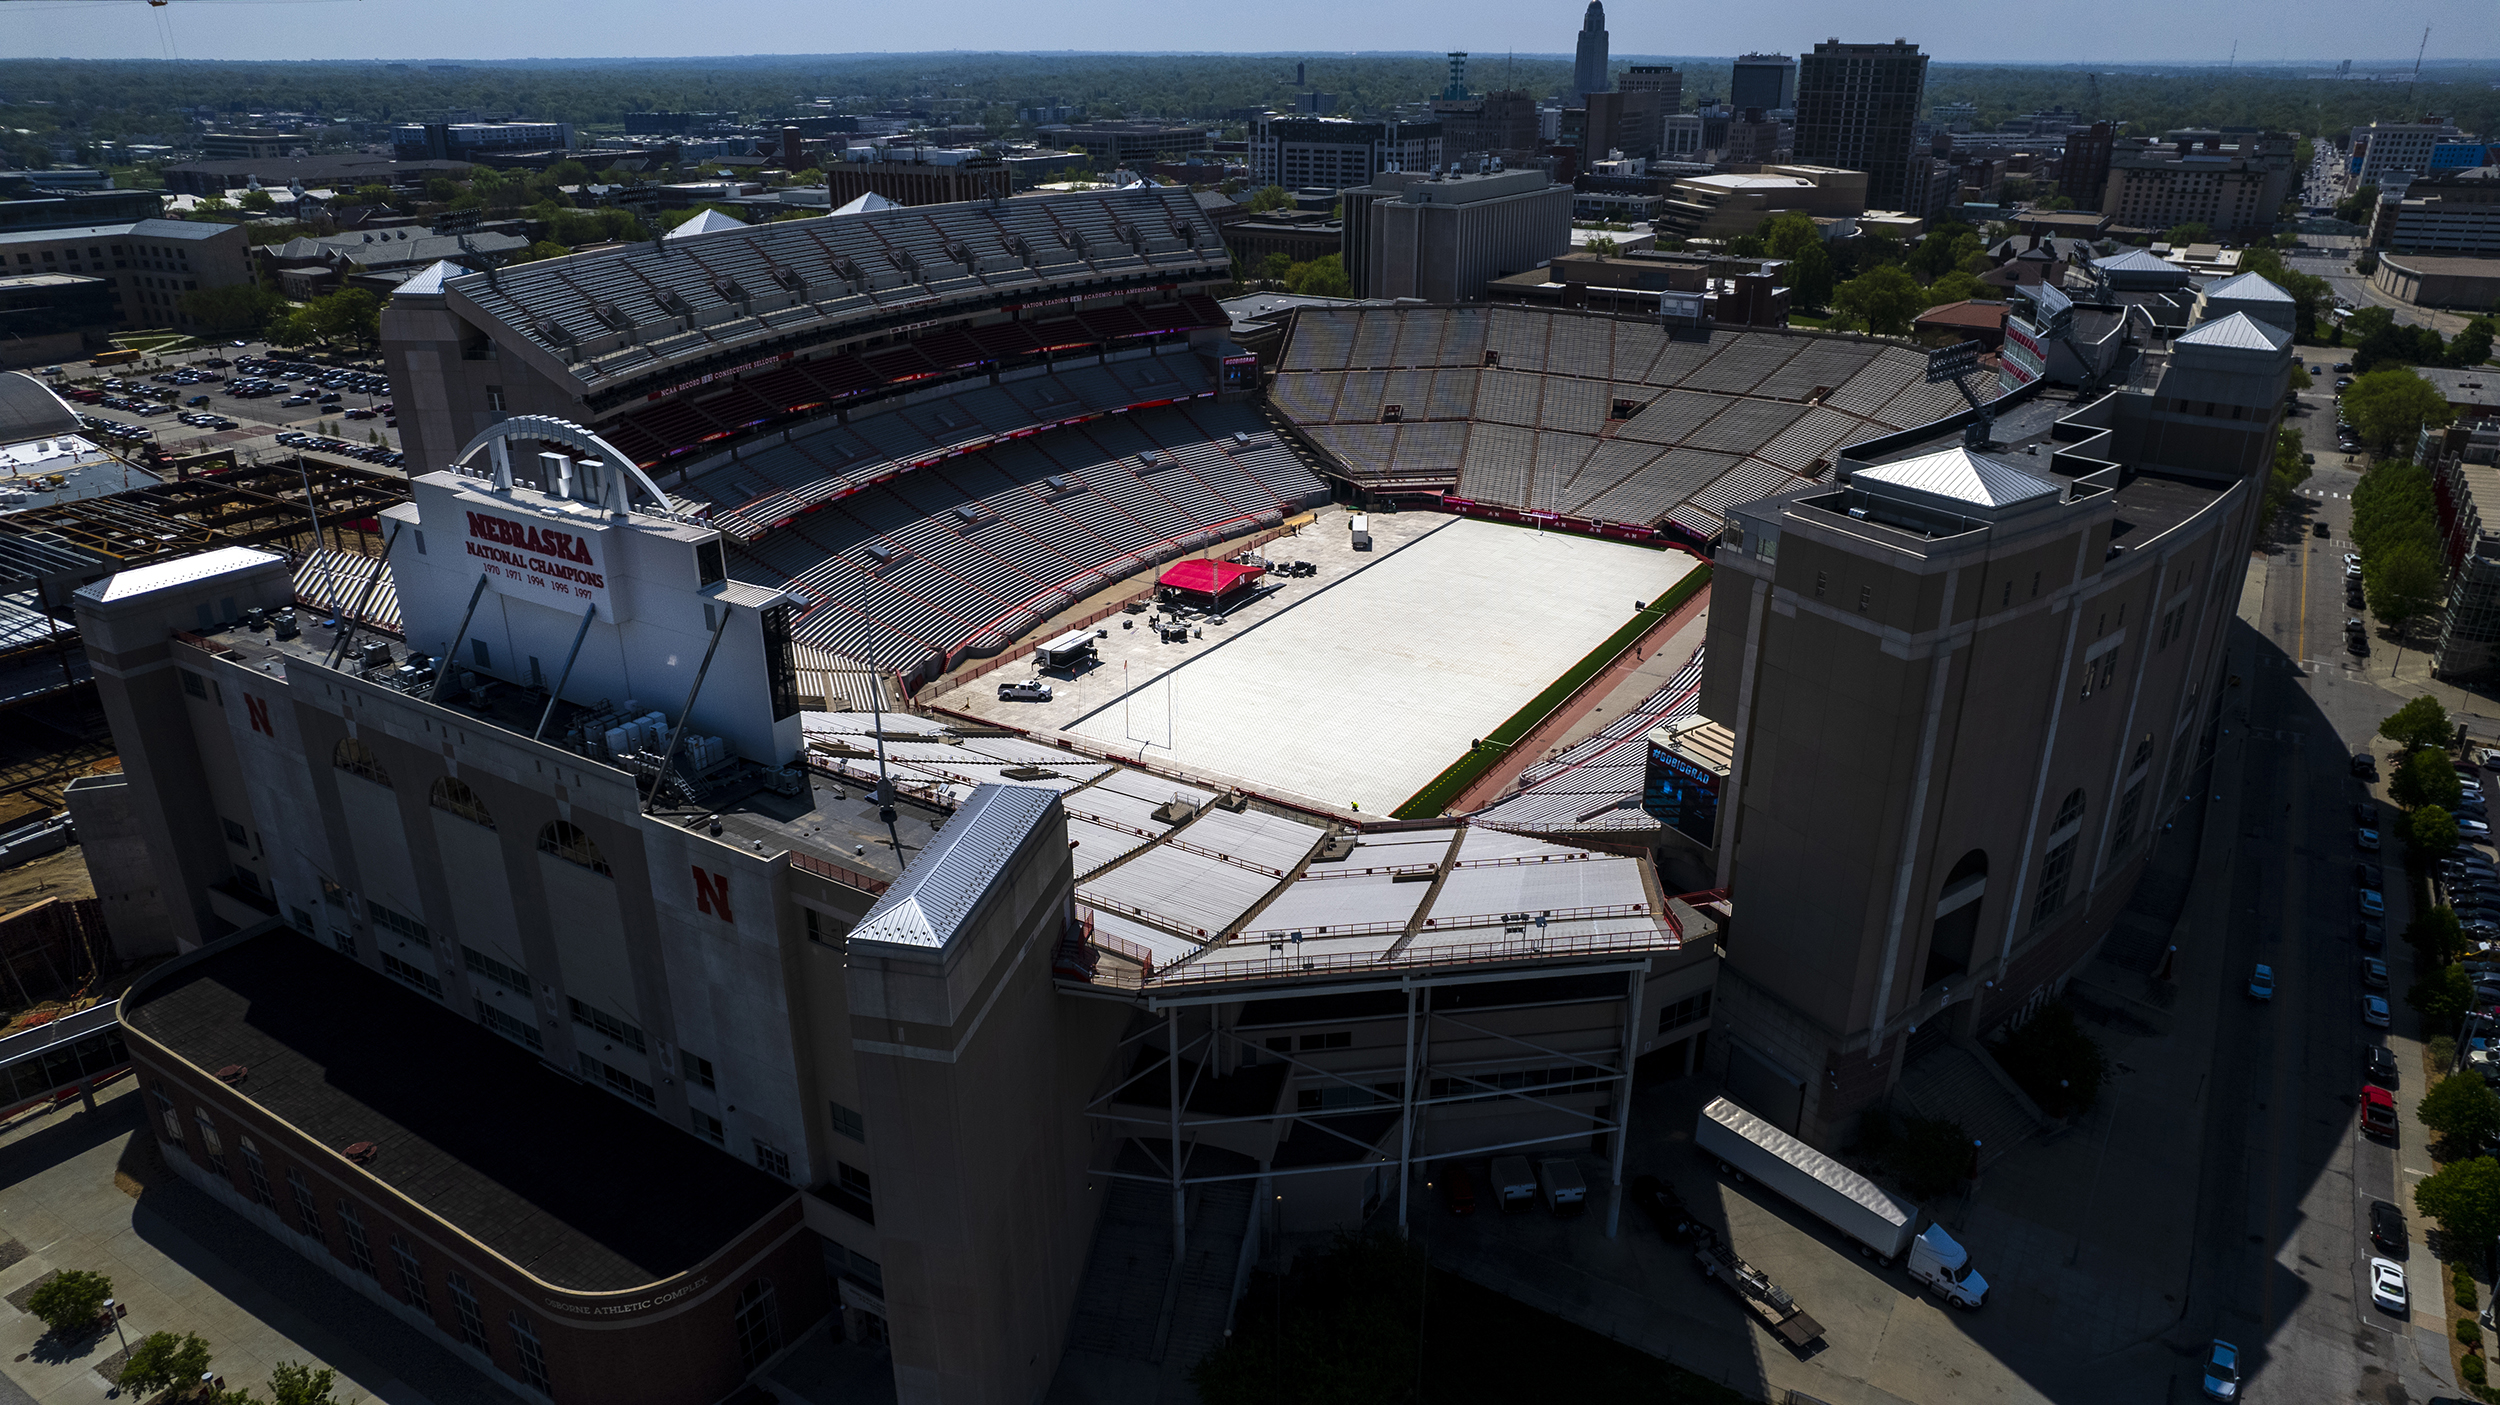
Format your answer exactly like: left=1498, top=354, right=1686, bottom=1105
left=333, top=737, right=391, bottom=787
left=288, top=1167, right=324, bottom=1241
left=757, top=1142, right=794, bottom=1181
left=695, top=536, right=727, bottom=586
left=1857, top=585, right=1872, bottom=613
left=680, top=1049, right=716, bottom=1089
left=337, top=1200, right=377, bottom=1276
left=222, top=817, right=248, bottom=846
left=1658, top=990, right=1712, bottom=1034
left=180, top=668, right=206, bottom=698
left=538, top=821, right=610, bottom=875
left=1813, top=571, right=1827, bottom=599
left=1297, top=1031, right=1353, bottom=1052
left=829, top=1102, right=866, bottom=1142
left=484, top=386, right=506, bottom=413
left=431, top=776, right=495, bottom=827
left=570, top=997, right=646, bottom=1052
left=447, top=1272, right=490, bottom=1350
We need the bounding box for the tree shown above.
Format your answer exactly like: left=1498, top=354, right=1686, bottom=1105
left=2346, top=368, right=2457, bottom=451
left=267, top=1360, right=342, bottom=1405
left=2450, top=317, right=2495, bottom=370
left=119, top=1330, right=214, bottom=1396
left=24, top=1270, right=111, bottom=1336
left=2393, top=745, right=2467, bottom=813
left=1987, top=1002, right=2106, bottom=1117
left=2162, top=222, right=2212, bottom=245
left=2361, top=542, right=2444, bottom=642
left=1771, top=239, right=1830, bottom=311
left=1831, top=264, right=1926, bottom=336
left=2335, top=183, right=2379, bottom=225
left=2288, top=361, right=2313, bottom=391
left=1906, top=225, right=1980, bottom=281
left=2411, top=963, right=2475, bottom=1027
left=304, top=288, right=380, bottom=348
left=1283, top=254, right=1350, bottom=298
left=238, top=187, right=275, bottom=212
left=2416, top=1156, right=2500, bottom=1257
left=1759, top=211, right=1820, bottom=261
left=178, top=283, right=289, bottom=336
left=2263, top=424, right=2313, bottom=524
left=1244, top=184, right=1292, bottom=214
left=2423, top=1073, right=2500, bottom=1151
left=508, top=240, right=572, bottom=265
left=1255, top=251, right=1291, bottom=282
left=1584, top=234, right=1618, bottom=258
left=2412, top=906, right=2467, bottom=966
left=349, top=182, right=393, bottom=208
left=1923, top=270, right=1995, bottom=307
left=2381, top=694, right=2456, bottom=753
left=2351, top=459, right=2438, bottom=560
left=2414, top=805, right=2462, bottom=856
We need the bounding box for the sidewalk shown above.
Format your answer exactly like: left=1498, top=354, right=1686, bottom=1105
left=0, top=1083, right=524, bottom=1405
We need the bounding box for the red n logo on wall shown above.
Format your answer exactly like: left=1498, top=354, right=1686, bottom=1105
left=692, top=867, right=734, bottom=922
left=244, top=695, right=273, bottom=736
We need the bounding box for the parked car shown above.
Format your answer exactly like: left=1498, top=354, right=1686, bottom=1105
left=2314, top=520, right=2331, bottom=538
left=2369, top=1257, right=2408, bottom=1313
left=2363, top=1084, right=2400, bottom=1139
left=2366, top=1044, right=2401, bottom=1087
left=2370, top=1199, right=2408, bottom=1257
left=2362, top=994, right=2392, bottom=1027
left=996, top=679, right=1053, bottom=702
left=2358, top=827, right=2380, bottom=851
left=2355, top=918, right=2385, bottom=950
left=2353, top=753, right=2380, bottom=779
left=2357, top=802, right=2382, bottom=825
left=2200, top=1340, right=2241, bottom=1401
left=2249, top=964, right=2276, bottom=1000
left=2361, top=957, right=2389, bottom=990
left=2356, top=862, right=2385, bottom=889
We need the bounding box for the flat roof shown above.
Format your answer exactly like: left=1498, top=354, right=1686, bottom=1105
left=2382, top=254, right=2500, bottom=277
left=169, top=609, right=912, bottom=890
left=124, top=930, right=795, bottom=1293
left=0, top=217, right=233, bottom=246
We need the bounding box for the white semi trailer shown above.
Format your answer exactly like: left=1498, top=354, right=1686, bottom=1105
left=1695, top=1096, right=1989, bottom=1308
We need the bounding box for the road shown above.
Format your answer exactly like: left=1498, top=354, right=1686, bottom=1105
left=2182, top=384, right=2465, bottom=1404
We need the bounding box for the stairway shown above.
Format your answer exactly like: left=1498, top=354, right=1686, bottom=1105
left=1061, top=1176, right=1172, bottom=1361
left=1893, top=1041, right=2051, bottom=1169
left=1158, top=1180, right=1254, bottom=1374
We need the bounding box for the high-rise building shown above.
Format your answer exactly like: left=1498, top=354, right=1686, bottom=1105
left=1250, top=114, right=1442, bottom=190
left=1793, top=39, right=1930, bottom=212
left=1340, top=168, right=1571, bottom=301
left=1431, top=90, right=1541, bottom=157
left=1444, top=52, right=1471, bottom=102
left=1730, top=54, right=1797, bottom=113
left=2102, top=129, right=2296, bottom=236
left=1698, top=301, right=2295, bottom=1147
left=2057, top=120, right=2116, bottom=209
left=2352, top=115, right=2467, bottom=187
left=1620, top=65, right=1685, bottom=119
left=1573, top=2, right=1611, bottom=99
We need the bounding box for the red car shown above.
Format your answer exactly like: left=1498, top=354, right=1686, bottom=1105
left=2361, top=1085, right=2398, bottom=1140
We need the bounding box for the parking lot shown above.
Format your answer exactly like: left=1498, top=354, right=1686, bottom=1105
left=37, top=344, right=403, bottom=473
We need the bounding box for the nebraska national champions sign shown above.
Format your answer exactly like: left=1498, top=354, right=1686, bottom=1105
left=463, top=508, right=610, bottom=612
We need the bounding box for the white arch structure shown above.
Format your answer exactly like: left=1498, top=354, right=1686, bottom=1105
left=450, top=415, right=677, bottom=518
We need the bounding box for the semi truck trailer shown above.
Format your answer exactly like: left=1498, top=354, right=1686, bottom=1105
left=1696, top=1096, right=1988, bottom=1308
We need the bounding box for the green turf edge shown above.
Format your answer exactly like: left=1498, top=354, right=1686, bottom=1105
left=1390, top=562, right=1712, bottom=819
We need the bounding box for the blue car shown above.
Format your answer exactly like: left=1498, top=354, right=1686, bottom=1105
left=2358, top=889, right=2385, bottom=917
left=2201, top=1339, right=2240, bottom=1399
left=2248, top=965, right=2275, bottom=1001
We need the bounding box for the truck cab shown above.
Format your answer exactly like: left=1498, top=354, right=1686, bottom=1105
left=1906, top=1224, right=1988, bottom=1308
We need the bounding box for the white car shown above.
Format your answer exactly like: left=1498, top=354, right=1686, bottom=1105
left=996, top=679, right=1053, bottom=702
left=2369, top=1256, right=2408, bottom=1313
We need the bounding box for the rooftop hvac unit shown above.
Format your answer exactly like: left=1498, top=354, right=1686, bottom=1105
left=953, top=504, right=987, bottom=526
left=1045, top=474, right=1072, bottom=493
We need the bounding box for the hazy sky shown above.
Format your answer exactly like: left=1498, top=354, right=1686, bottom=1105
left=0, top=0, right=2491, bottom=65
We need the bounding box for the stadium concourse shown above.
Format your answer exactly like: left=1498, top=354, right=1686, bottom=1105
left=1265, top=304, right=2002, bottom=541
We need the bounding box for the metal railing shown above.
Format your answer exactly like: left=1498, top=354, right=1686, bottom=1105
left=1070, top=923, right=1682, bottom=991
left=787, top=849, right=890, bottom=895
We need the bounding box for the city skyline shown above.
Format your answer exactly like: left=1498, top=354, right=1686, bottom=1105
left=1, top=0, right=2495, bottom=65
